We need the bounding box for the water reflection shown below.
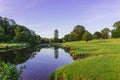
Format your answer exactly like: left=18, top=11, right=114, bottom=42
left=54, top=47, right=59, bottom=59
left=0, top=46, right=73, bottom=80
left=0, top=46, right=41, bottom=64
left=19, top=47, right=73, bottom=80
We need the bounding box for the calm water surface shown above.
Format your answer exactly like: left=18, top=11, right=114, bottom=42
left=14, top=47, right=74, bottom=80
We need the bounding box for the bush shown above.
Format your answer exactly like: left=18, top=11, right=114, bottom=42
left=0, top=62, right=24, bottom=80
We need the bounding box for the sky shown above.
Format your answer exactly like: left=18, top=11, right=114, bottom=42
left=0, top=0, right=120, bottom=38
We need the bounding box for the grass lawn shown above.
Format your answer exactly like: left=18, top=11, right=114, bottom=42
left=62, top=38, right=120, bottom=55
left=51, top=38, right=120, bottom=80
left=0, top=42, right=30, bottom=52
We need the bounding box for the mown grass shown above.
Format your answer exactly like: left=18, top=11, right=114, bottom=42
left=62, top=38, right=120, bottom=55
left=53, top=54, right=120, bottom=80
left=0, top=42, right=30, bottom=52
left=51, top=38, right=120, bottom=80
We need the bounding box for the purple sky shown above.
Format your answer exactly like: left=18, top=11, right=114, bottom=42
left=0, top=0, right=120, bottom=38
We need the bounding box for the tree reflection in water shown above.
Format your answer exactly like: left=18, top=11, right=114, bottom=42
left=0, top=46, right=41, bottom=64
left=0, top=46, right=72, bottom=64
left=54, top=47, right=59, bottom=59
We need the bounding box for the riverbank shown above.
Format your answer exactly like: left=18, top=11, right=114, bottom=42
left=50, top=38, right=120, bottom=80
left=0, top=42, right=30, bottom=52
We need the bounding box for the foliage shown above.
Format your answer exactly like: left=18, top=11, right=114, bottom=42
left=82, top=30, right=92, bottom=42
left=0, top=62, right=24, bottom=80
left=112, top=27, right=120, bottom=38
left=41, top=38, right=51, bottom=43
left=52, top=38, right=120, bottom=80
left=73, top=25, right=86, bottom=40
left=0, top=16, right=41, bottom=44
left=113, top=21, right=120, bottom=28
left=63, top=34, right=70, bottom=42
left=0, top=25, right=5, bottom=42
left=54, top=29, right=59, bottom=42
left=63, top=25, right=85, bottom=42
left=69, top=32, right=78, bottom=41
left=101, top=28, right=110, bottom=39
left=64, top=32, right=78, bottom=42
left=0, top=25, right=5, bottom=36
left=112, top=21, right=120, bottom=38
left=93, top=31, right=102, bottom=39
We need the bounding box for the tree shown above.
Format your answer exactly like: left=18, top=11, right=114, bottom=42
left=54, top=29, right=59, bottom=42
left=2, top=17, right=10, bottom=34
left=111, top=27, right=120, bottom=38
left=82, top=31, right=92, bottom=43
left=111, top=21, right=120, bottom=38
left=113, top=21, right=120, bottom=29
left=93, top=31, right=102, bottom=39
left=0, top=25, right=5, bottom=42
left=7, top=25, right=17, bottom=40
left=73, top=25, right=86, bottom=40
left=101, top=28, right=110, bottom=39
left=14, top=26, right=30, bottom=42
left=0, top=16, right=41, bottom=44
left=68, top=32, right=78, bottom=41
left=63, top=32, right=78, bottom=42
left=0, top=25, right=5, bottom=36
left=63, top=34, right=70, bottom=42
left=34, top=35, right=41, bottom=44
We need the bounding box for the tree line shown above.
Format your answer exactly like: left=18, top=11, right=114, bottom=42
left=1, top=16, right=120, bottom=44
left=0, top=16, right=41, bottom=44
left=63, top=21, right=120, bottom=42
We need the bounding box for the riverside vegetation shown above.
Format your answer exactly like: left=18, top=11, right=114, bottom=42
left=0, top=16, right=41, bottom=79
left=50, top=38, right=120, bottom=80
left=1, top=15, right=120, bottom=80
left=50, top=20, right=120, bottom=80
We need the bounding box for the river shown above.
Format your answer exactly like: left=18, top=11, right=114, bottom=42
left=0, top=46, right=73, bottom=80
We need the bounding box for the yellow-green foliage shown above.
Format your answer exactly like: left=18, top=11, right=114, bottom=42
left=52, top=38, right=120, bottom=80
left=0, top=62, right=24, bottom=80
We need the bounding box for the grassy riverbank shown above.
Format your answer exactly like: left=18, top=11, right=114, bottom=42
left=62, top=38, right=120, bottom=55
left=51, top=38, right=120, bottom=80
left=0, top=42, right=30, bottom=52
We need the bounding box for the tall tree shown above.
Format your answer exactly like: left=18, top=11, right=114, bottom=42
left=101, top=28, right=110, bottom=39
left=82, top=30, right=92, bottom=43
left=113, top=21, right=120, bottom=29
left=69, top=32, right=78, bottom=41
left=54, top=29, right=59, bottom=42
left=0, top=16, right=41, bottom=44
left=73, top=25, right=85, bottom=40
left=112, top=21, right=120, bottom=38
left=111, top=27, right=120, bottom=38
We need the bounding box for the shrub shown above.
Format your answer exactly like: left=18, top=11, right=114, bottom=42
left=0, top=62, right=24, bottom=80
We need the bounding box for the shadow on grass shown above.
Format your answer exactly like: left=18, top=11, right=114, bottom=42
left=90, top=40, right=108, bottom=43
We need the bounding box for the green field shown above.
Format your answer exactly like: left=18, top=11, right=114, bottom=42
left=0, top=42, right=30, bottom=52
left=51, top=38, right=120, bottom=80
